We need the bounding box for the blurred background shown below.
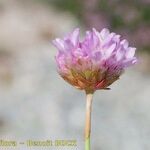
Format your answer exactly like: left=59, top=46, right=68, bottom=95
left=0, top=0, right=150, bottom=149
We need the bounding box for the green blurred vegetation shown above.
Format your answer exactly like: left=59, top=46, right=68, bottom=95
left=36, top=0, right=150, bottom=52
left=36, top=0, right=82, bottom=17
left=37, top=0, right=150, bottom=25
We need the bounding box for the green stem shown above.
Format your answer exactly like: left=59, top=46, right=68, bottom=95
left=85, top=136, right=90, bottom=150
left=85, top=91, right=94, bottom=150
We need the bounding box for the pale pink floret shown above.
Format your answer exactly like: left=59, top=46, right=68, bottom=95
left=53, top=28, right=137, bottom=91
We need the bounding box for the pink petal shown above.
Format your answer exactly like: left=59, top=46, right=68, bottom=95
left=125, top=47, right=136, bottom=58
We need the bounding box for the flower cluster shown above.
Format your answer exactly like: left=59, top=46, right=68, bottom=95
left=53, top=28, right=137, bottom=92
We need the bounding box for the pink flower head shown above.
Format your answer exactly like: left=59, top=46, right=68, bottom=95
left=53, top=28, right=137, bottom=92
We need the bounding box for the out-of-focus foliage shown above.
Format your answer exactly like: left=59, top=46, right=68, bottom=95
left=37, top=0, right=150, bottom=53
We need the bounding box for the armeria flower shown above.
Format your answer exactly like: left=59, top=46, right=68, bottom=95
left=52, top=28, right=137, bottom=150
left=53, top=28, right=137, bottom=92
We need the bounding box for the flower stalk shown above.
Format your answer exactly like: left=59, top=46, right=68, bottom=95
left=85, top=91, right=94, bottom=150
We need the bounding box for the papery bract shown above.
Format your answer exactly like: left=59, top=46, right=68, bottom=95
left=53, top=28, right=137, bottom=92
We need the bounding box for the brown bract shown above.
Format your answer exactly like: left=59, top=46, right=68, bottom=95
left=61, top=69, right=121, bottom=92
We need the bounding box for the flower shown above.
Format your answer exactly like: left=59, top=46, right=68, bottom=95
left=53, top=28, right=137, bottom=92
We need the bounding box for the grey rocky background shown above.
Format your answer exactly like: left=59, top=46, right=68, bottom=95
left=0, top=0, right=150, bottom=150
